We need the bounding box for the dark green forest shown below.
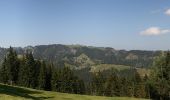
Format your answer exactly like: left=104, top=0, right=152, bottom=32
left=0, top=47, right=170, bottom=100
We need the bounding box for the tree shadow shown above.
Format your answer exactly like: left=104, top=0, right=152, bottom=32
left=0, top=84, right=54, bottom=100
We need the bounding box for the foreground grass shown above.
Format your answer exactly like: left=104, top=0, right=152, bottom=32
left=0, top=84, right=147, bottom=100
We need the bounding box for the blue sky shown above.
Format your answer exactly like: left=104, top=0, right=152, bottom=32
left=0, top=0, right=170, bottom=50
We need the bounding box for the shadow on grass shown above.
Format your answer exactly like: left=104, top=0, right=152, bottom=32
left=0, top=84, right=54, bottom=100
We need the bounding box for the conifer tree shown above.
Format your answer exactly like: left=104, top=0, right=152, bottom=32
left=0, top=58, right=8, bottom=83
left=25, top=52, right=35, bottom=88
left=38, top=61, right=47, bottom=90
left=150, top=51, right=170, bottom=100
left=5, top=47, right=19, bottom=84
left=120, top=77, right=131, bottom=96
left=45, top=63, right=52, bottom=90
left=33, top=60, right=41, bottom=88
left=78, top=79, right=85, bottom=94
left=51, top=67, right=59, bottom=91
left=104, top=71, right=121, bottom=97
left=91, top=71, right=105, bottom=96
left=18, top=54, right=29, bottom=86
left=124, top=77, right=134, bottom=97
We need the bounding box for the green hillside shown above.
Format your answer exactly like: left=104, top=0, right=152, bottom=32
left=0, top=44, right=161, bottom=68
left=90, top=64, right=131, bottom=72
left=89, top=64, right=150, bottom=77
left=0, top=84, right=147, bottom=100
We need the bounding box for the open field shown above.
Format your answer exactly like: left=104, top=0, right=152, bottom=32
left=0, top=84, right=148, bottom=100
left=90, top=64, right=150, bottom=76
left=90, top=64, right=131, bottom=72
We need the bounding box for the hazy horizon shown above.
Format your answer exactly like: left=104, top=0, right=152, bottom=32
left=0, top=0, right=170, bottom=50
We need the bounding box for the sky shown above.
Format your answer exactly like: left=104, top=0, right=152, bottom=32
left=0, top=0, right=170, bottom=50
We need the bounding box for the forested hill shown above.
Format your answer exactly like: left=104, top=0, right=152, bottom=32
left=0, top=44, right=161, bottom=68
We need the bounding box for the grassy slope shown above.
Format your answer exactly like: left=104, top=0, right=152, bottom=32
left=90, top=64, right=150, bottom=76
left=0, top=84, right=148, bottom=100
left=90, top=64, right=131, bottom=72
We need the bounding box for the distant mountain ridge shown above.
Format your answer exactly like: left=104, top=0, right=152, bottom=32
left=0, top=44, right=161, bottom=68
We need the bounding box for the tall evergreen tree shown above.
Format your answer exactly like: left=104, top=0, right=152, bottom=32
left=91, top=71, right=105, bottom=96
left=51, top=67, right=59, bottom=91
left=0, top=58, right=8, bottom=83
left=120, top=77, right=133, bottom=97
left=18, top=55, right=29, bottom=86
left=123, top=77, right=134, bottom=97
left=104, top=71, right=121, bottom=97
left=38, top=61, right=47, bottom=90
left=150, top=51, right=170, bottom=100
left=23, top=52, right=35, bottom=88
left=33, top=60, right=41, bottom=88
left=61, top=67, right=75, bottom=93
left=4, top=47, right=19, bottom=84
left=77, top=79, right=85, bottom=94
left=45, top=63, right=52, bottom=91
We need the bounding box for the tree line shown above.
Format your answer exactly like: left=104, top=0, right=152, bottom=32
left=0, top=47, right=170, bottom=100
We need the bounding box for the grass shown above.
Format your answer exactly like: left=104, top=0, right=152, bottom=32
left=90, top=64, right=150, bottom=77
left=90, top=64, right=131, bottom=72
left=0, top=84, right=148, bottom=100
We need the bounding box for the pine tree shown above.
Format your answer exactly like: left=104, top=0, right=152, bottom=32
left=38, top=61, right=47, bottom=90
left=0, top=58, right=8, bottom=84
left=124, top=78, right=134, bottom=97
left=104, top=71, right=121, bottom=97
left=61, top=67, right=74, bottom=93
left=150, top=51, right=170, bottom=100
left=51, top=67, right=64, bottom=92
left=24, top=52, right=35, bottom=88
left=33, top=60, right=41, bottom=88
left=51, top=67, right=59, bottom=91
left=133, top=70, right=146, bottom=98
left=78, top=79, right=85, bottom=94
left=18, top=54, right=29, bottom=87
left=135, top=84, right=146, bottom=98
left=5, top=47, right=19, bottom=85
left=143, top=74, right=151, bottom=99
left=120, top=77, right=131, bottom=97
left=104, top=74, right=115, bottom=97
left=91, top=71, right=105, bottom=96
left=45, top=63, right=52, bottom=91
